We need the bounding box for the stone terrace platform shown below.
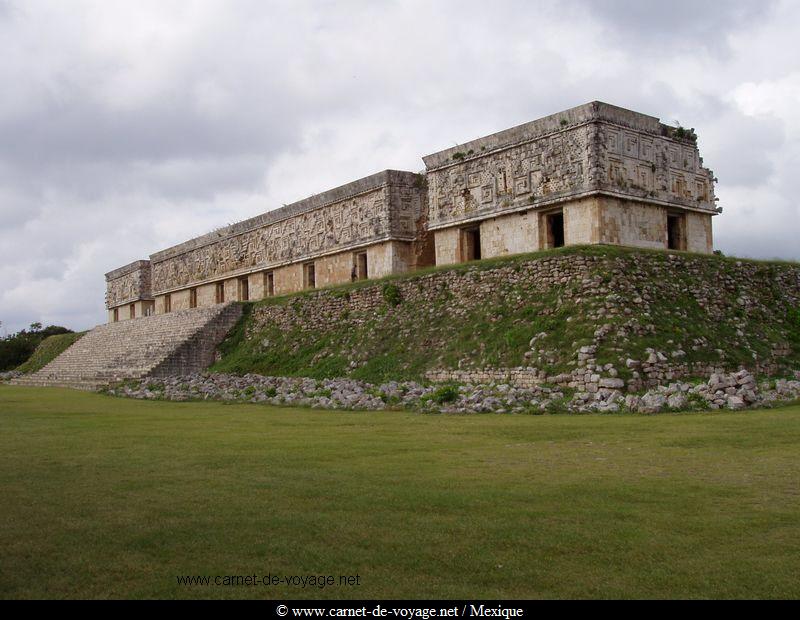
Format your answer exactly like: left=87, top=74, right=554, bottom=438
left=12, top=303, right=243, bottom=390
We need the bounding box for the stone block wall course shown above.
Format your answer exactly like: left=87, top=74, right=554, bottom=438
left=479, top=211, right=540, bottom=258
left=563, top=199, right=600, bottom=246
left=597, top=197, right=667, bottom=249
left=433, top=228, right=461, bottom=266
left=686, top=212, right=713, bottom=254
left=240, top=250, right=800, bottom=391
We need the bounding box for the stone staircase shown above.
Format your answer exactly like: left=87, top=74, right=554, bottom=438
left=11, top=303, right=243, bottom=390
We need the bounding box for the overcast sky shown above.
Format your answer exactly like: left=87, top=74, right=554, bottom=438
left=1, top=0, right=798, bottom=334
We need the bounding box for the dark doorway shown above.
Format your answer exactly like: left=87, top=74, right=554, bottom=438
left=667, top=214, right=685, bottom=250
left=305, top=262, right=316, bottom=289
left=239, top=278, right=249, bottom=301
left=216, top=282, right=225, bottom=304
left=355, top=252, right=368, bottom=280
left=549, top=212, right=565, bottom=248
left=189, top=288, right=197, bottom=308
left=461, top=227, right=481, bottom=261
left=265, top=272, right=275, bottom=296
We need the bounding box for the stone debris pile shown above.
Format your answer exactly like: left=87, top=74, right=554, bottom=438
left=108, top=369, right=800, bottom=415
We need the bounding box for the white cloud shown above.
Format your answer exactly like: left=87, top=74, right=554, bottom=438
left=0, top=0, right=799, bottom=333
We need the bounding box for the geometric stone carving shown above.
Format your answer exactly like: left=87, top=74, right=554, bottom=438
left=105, top=260, right=152, bottom=309
left=148, top=170, right=425, bottom=294
left=421, top=101, right=717, bottom=231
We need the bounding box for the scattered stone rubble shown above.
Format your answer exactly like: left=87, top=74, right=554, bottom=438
left=0, top=371, right=23, bottom=382
left=109, top=369, right=800, bottom=415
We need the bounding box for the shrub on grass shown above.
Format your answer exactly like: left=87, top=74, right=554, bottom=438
left=382, top=283, right=402, bottom=307
left=429, top=384, right=460, bottom=404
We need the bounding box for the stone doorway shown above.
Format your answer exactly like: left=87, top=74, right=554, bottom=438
left=304, top=262, right=316, bottom=289
left=667, top=213, right=686, bottom=250
left=546, top=212, right=565, bottom=248
left=460, top=227, right=481, bottom=262
left=354, top=252, right=368, bottom=280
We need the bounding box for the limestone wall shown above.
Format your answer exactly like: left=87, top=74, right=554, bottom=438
left=479, top=210, right=540, bottom=259
left=596, top=196, right=667, bottom=249
left=686, top=212, right=713, bottom=254
left=432, top=191, right=710, bottom=264
left=151, top=239, right=421, bottom=313
left=105, top=260, right=153, bottom=310
left=236, top=249, right=800, bottom=389
left=434, top=228, right=461, bottom=266
left=422, top=101, right=717, bottom=234
left=107, top=299, right=154, bottom=322
left=148, top=170, right=425, bottom=296
left=563, top=199, right=600, bottom=246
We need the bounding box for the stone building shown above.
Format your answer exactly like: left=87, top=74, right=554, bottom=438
left=105, top=101, right=719, bottom=322
left=422, top=101, right=718, bottom=265
left=106, top=169, right=432, bottom=321
left=105, top=260, right=154, bottom=322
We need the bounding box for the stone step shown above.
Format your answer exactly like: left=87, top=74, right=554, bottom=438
left=11, top=303, right=243, bottom=390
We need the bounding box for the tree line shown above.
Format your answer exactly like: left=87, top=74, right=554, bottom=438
left=0, top=322, right=74, bottom=371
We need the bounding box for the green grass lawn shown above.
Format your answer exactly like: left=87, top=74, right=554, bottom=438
left=1, top=386, right=799, bottom=599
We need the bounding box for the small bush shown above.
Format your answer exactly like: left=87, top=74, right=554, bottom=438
left=382, top=283, right=402, bottom=307
left=265, top=387, right=277, bottom=398
left=430, top=384, right=459, bottom=404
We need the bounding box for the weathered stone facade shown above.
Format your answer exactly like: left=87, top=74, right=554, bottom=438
left=422, top=101, right=717, bottom=263
left=150, top=170, right=427, bottom=294
left=106, top=101, right=719, bottom=322
left=104, top=260, right=154, bottom=321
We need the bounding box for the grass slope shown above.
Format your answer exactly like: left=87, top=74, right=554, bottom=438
left=1, top=385, right=800, bottom=599
left=212, top=245, right=800, bottom=384
left=16, top=332, right=85, bottom=374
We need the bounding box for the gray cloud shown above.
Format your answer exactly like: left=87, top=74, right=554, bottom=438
left=577, top=0, right=778, bottom=55
left=0, top=0, right=798, bottom=335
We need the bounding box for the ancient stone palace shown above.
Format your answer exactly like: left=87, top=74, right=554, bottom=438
left=106, top=101, right=719, bottom=322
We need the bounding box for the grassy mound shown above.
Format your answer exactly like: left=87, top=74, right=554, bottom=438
left=212, top=245, right=800, bottom=384
left=16, top=332, right=84, bottom=374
